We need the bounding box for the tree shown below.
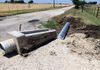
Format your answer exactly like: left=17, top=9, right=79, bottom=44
left=10, top=0, right=25, bottom=3
left=5, top=0, right=8, bottom=3
left=72, top=0, right=81, bottom=9
left=28, top=0, right=34, bottom=3
left=10, top=0, right=14, bottom=3
left=88, top=1, right=97, bottom=4
left=80, top=0, right=85, bottom=12
left=72, top=0, right=87, bottom=9
left=19, top=0, right=25, bottom=3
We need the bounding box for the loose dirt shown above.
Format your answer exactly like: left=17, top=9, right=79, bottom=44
left=66, top=33, right=100, bottom=60
left=56, top=16, right=100, bottom=60
left=0, top=34, right=100, bottom=70
left=56, top=16, right=100, bottom=39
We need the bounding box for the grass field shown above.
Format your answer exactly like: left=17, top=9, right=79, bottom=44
left=0, top=3, right=68, bottom=16
left=84, top=5, right=100, bottom=18
left=63, top=9, right=100, bottom=25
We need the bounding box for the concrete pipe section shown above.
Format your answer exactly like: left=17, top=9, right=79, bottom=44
left=0, top=39, right=16, bottom=54
left=0, top=29, right=57, bottom=56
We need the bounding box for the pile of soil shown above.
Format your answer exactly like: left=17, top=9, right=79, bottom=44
left=56, top=16, right=100, bottom=39
left=65, top=33, right=100, bottom=60
left=56, top=16, right=100, bottom=60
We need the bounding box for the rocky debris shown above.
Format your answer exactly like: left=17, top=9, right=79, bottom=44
left=49, top=51, right=57, bottom=56
left=65, top=33, right=100, bottom=60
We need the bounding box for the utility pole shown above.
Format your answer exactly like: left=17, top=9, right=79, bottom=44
left=53, top=0, right=55, bottom=8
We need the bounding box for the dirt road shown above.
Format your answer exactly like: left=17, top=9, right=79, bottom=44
left=0, top=6, right=74, bottom=41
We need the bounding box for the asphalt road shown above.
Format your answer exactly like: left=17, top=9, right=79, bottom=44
left=0, top=6, right=74, bottom=41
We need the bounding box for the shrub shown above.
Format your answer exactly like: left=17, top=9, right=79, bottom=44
left=28, top=0, right=34, bottom=3
left=42, top=20, right=56, bottom=29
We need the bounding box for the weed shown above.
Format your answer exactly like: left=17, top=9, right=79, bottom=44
left=42, top=20, right=56, bottom=29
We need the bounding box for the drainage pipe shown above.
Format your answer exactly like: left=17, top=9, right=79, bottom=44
left=57, top=22, right=70, bottom=40
left=0, top=29, right=56, bottom=55
left=0, top=39, right=16, bottom=54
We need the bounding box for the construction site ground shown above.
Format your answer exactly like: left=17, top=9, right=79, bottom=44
left=0, top=6, right=100, bottom=70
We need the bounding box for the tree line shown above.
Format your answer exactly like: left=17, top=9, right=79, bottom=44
left=5, top=0, right=34, bottom=3
left=72, top=0, right=97, bottom=9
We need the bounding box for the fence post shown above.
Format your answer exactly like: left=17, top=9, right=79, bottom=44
left=19, top=24, right=22, bottom=31
left=93, top=7, right=96, bottom=16
left=96, top=7, right=100, bottom=17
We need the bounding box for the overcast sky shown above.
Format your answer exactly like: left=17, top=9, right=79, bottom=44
left=0, top=0, right=100, bottom=4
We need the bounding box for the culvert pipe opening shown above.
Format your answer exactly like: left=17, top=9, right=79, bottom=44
left=0, top=39, right=16, bottom=54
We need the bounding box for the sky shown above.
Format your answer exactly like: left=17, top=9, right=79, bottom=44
left=0, top=0, right=100, bottom=4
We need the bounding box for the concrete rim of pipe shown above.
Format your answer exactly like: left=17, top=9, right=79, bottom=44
left=0, top=39, right=16, bottom=54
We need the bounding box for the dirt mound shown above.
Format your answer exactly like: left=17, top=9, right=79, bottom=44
left=56, top=16, right=100, bottom=60
left=66, top=16, right=100, bottom=60
left=56, top=16, right=100, bottom=39
left=65, top=33, right=100, bottom=60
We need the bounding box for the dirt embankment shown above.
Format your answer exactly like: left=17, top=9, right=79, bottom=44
left=55, top=16, right=100, bottom=60
left=56, top=16, right=100, bottom=39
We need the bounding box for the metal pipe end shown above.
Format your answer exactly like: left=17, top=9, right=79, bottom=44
left=0, top=44, right=5, bottom=56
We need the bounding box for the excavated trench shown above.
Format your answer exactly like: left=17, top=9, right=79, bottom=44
left=55, top=16, right=100, bottom=60
left=56, top=16, right=100, bottom=39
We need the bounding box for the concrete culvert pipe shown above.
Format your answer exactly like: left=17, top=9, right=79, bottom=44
left=0, top=29, right=57, bottom=56
left=0, top=39, right=16, bottom=54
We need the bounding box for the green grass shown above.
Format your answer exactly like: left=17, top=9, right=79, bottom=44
left=42, top=20, right=56, bottom=29
left=63, top=9, right=100, bottom=25
left=84, top=5, right=100, bottom=19
left=0, top=6, right=65, bottom=17
left=42, top=8, right=100, bottom=30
